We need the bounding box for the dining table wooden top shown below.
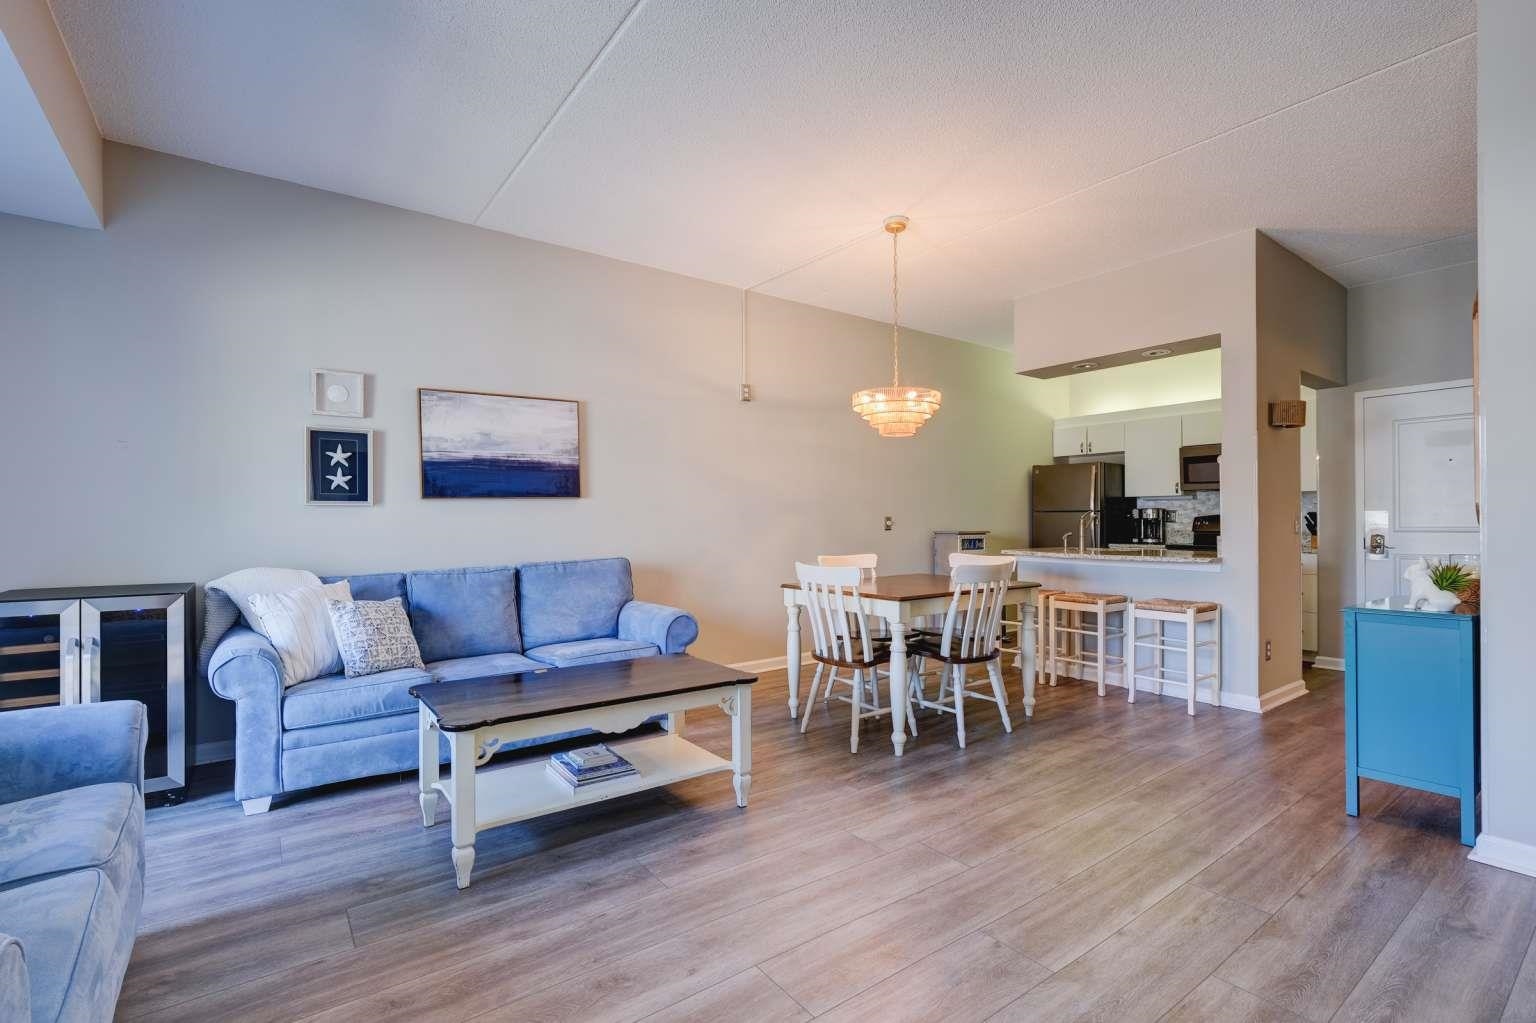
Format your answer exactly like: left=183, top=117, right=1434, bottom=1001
left=781, top=572, right=1041, bottom=602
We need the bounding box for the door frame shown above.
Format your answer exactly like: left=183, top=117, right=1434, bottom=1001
left=1353, top=378, right=1475, bottom=604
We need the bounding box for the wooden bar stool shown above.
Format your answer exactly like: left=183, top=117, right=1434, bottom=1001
left=1048, top=592, right=1128, bottom=696
left=1030, top=588, right=1066, bottom=689
left=1128, top=598, right=1222, bottom=715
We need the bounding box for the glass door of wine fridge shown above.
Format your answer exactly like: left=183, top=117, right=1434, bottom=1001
left=82, top=593, right=188, bottom=796
left=0, top=599, right=82, bottom=711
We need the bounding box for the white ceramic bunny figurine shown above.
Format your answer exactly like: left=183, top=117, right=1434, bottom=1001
left=1404, top=559, right=1462, bottom=612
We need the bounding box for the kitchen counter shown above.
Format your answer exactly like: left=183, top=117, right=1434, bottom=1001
left=1004, top=547, right=1222, bottom=572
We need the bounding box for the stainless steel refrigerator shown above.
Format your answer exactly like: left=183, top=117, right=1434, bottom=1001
left=1030, top=462, right=1125, bottom=549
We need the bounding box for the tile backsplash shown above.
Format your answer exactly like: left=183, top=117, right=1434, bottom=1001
left=1136, top=490, right=1221, bottom=546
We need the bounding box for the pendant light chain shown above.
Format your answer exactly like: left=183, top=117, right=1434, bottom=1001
left=891, top=226, right=901, bottom=386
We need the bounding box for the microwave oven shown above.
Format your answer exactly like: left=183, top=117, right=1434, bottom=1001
left=1178, top=444, right=1221, bottom=493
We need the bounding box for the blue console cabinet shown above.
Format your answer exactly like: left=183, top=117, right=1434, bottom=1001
left=1343, top=599, right=1479, bottom=845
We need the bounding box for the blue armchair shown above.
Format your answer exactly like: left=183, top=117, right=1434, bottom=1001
left=0, top=701, right=147, bottom=1023
left=208, top=557, right=699, bottom=813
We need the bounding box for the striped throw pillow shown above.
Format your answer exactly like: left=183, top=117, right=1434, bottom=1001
left=246, top=580, right=352, bottom=686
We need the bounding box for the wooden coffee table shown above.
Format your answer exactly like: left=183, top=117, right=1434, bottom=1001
left=410, top=655, right=756, bottom=889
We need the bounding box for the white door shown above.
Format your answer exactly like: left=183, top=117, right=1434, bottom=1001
left=1124, top=415, right=1182, bottom=496
left=1356, top=381, right=1478, bottom=603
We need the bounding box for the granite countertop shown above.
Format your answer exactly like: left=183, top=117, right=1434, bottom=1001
left=1002, top=547, right=1222, bottom=567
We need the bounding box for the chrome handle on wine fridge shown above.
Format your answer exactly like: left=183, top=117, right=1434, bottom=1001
left=81, top=636, right=101, bottom=703
left=63, top=636, right=81, bottom=704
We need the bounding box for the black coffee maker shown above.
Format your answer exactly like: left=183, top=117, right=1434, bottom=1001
left=1130, top=507, right=1170, bottom=545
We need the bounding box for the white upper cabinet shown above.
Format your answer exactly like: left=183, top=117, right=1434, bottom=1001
left=1180, top=411, right=1222, bottom=446
left=1053, top=422, right=1124, bottom=456
left=1124, top=416, right=1184, bottom=496
left=1085, top=422, right=1125, bottom=455
left=1053, top=425, right=1086, bottom=457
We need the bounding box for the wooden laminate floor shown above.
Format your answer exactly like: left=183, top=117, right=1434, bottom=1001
left=122, top=668, right=1536, bottom=1022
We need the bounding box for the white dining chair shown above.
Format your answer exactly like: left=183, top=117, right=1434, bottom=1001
left=796, top=562, right=910, bottom=753
left=908, top=555, right=1015, bottom=748
left=815, top=553, right=885, bottom=708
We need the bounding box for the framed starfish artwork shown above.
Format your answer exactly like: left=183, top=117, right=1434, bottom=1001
left=306, top=427, right=373, bottom=505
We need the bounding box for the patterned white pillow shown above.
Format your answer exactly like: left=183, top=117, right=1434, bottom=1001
left=327, top=597, right=425, bottom=678
left=246, top=581, right=352, bottom=687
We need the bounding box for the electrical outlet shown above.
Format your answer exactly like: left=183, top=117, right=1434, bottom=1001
left=883, top=515, right=893, bottom=532
left=1265, top=640, right=1272, bottom=661
left=740, top=384, right=753, bottom=402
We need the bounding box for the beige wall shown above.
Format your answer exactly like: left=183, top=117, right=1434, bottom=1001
left=1015, top=231, right=1261, bottom=702
left=1314, top=262, right=1476, bottom=660
left=1254, top=234, right=1347, bottom=694
left=1065, top=349, right=1221, bottom=417
left=0, top=144, right=1062, bottom=751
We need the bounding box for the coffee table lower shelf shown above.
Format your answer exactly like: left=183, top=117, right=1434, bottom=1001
left=431, top=732, right=732, bottom=831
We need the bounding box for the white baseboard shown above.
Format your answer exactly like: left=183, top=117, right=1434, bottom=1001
left=1311, top=656, right=1345, bottom=672
left=193, top=739, right=234, bottom=765
left=1259, top=679, right=1309, bottom=713
left=1057, top=671, right=1308, bottom=716
left=1470, top=834, right=1536, bottom=878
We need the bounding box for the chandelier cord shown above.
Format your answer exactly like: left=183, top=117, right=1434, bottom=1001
left=891, top=227, right=901, bottom=386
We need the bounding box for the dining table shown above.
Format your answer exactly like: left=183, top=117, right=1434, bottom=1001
left=781, top=572, right=1040, bottom=756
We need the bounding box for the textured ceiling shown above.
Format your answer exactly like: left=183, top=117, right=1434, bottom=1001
left=49, top=0, right=1477, bottom=347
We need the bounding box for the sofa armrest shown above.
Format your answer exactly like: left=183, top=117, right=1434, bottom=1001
left=0, top=934, right=27, bottom=1023
left=208, top=627, right=285, bottom=802
left=0, top=701, right=148, bottom=805
left=617, top=601, right=699, bottom=655
left=208, top=627, right=282, bottom=701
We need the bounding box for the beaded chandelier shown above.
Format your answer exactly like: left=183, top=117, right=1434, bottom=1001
left=851, top=215, right=941, bottom=438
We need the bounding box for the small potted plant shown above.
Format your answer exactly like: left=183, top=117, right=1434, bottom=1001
left=1427, top=561, right=1480, bottom=614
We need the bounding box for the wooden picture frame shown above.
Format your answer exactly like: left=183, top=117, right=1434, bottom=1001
left=417, top=388, right=581, bottom=498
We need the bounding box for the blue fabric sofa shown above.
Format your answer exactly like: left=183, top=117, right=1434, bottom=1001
left=208, top=558, right=698, bottom=814
left=0, top=701, right=147, bottom=1023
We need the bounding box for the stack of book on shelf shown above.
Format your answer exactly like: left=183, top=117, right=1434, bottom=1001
left=546, top=744, right=638, bottom=791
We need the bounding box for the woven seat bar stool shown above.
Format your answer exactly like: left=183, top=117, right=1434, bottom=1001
left=1128, top=597, right=1222, bottom=715
left=1047, top=592, right=1129, bottom=696
left=1030, top=588, right=1067, bottom=690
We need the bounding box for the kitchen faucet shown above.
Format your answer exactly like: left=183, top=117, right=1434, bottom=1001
left=1077, top=510, right=1098, bottom=553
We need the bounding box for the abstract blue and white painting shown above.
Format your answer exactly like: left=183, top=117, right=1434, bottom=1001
left=418, top=389, right=580, bottom=498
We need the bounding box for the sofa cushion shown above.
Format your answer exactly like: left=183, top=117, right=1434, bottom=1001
left=407, top=567, right=522, bottom=662
left=322, top=572, right=408, bottom=610
left=281, top=712, right=417, bottom=750
left=0, top=783, right=142, bottom=897
left=0, top=868, right=134, bottom=1023
left=428, top=651, right=545, bottom=681
left=525, top=637, right=660, bottom=668
left=282, top=665, right=431, bottom=729
left=518, top=558, right=634, bottom=649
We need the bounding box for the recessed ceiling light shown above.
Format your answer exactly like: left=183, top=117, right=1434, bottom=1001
left=1141, top=347, right=1173, bottom=358
left=1072, top=361, right=1099, bottom=371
